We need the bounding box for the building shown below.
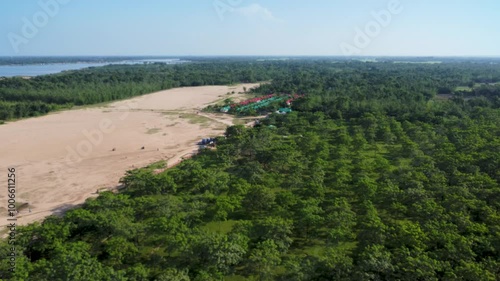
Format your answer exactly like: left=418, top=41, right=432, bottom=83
left=220, top=106, right=231, bottom=113
left=277, top=108, right=292, bottom=114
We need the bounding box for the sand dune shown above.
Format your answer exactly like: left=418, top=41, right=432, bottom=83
left=0, top=84, right=260, bottom=228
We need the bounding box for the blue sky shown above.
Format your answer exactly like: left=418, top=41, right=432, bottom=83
left=1, top=0, right=499, bottom=56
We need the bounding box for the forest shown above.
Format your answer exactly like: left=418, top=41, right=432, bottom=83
left=1, top=58, right=500, bottom=280
left=2, top=58, right=500, bottom=121
left=0, top=59, right=274, bottom=120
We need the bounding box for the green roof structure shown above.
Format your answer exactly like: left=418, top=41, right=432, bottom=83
left=278, top=108, right=292, bottom=113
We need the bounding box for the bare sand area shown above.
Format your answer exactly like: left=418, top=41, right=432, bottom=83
left=0, top=83, right=260, bottom=229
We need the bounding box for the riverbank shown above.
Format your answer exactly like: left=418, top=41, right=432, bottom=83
left=0, top=83, right=260, bottom=229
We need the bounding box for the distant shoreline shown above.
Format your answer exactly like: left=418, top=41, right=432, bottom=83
left=0, top=58, right=189, bottom=77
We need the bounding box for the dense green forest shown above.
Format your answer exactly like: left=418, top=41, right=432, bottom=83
left=2, top=58, right=500, bottom=120
left=1, top=59, right=500, bottom=280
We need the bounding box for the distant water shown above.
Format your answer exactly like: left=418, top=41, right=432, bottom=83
left=0, top=63, right=109, bottom=77
left=0, top=59, right=187, bottom=77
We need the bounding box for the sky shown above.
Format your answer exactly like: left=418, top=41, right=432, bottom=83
left=0, top=0, right=499, bottom=57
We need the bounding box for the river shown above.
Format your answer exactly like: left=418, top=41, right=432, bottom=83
left=0, top=59, right=187, bottom=77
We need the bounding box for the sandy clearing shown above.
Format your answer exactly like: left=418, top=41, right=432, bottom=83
left=0, top=83, right=261, bottom=228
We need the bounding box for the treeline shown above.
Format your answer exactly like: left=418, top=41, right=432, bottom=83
left=2, top=59, right=500, bottom=121
left=253, top=62, right=500, bottom=120
left=0, top=56, right=181, bottom=65
left=0, top=60, right=499, bottom=280
left=0, top=61, right=274, bottom=120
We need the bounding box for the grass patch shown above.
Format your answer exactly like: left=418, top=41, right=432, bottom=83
left=290, top=238, right=327, bottom=257
left=146, top=128, right=161, bottom=134
left=179, top=114, right=213, bottom=127
left=16, top=202, right=30, bottom=212
left=474, top=82, right=500, bottom=88
left=214, top=125, right=229, bottom=131
left=232, top=118, right=248, bottom=126
left=161, top=111, right=181, bottom=116
left=225, top=275, right=250, bottom=281
left=165, top=122, right=180, bottom=128
left=436, top=94, right=453, bottom=100
left=146, top=160, right=167, bottom=170
left=300, top=243, right=327, bottom=257
left=202, top=220, right=238, bottom=234
left=455, top=86, right=473, bottom=92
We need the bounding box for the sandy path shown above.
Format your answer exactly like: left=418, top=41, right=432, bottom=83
left=0, top=83, right=260, bottom=228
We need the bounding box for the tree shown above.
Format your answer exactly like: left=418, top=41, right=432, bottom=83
left=155, top=268, right=190, bottom=281
left=326, top=197, right=356, bottom=244
left=125, top=264, right=150, bottom=281
left=391, top=247, right=440, bottom=281
left=353, top=175, right=378, bottom=201
left=357, top=201, right=387, bottom=249
left=252, top=217, right=294, bottom=253
left=212, top=195, right=240, bottom=222
left=103, top=236, right=138, bottom=267
left=148, top=215, right=190, bottom=255
left=34, top=242, right=125, bottom=281
left=354, top=244, right=394, bottom=281
left=295, top=199, right=324, bottom=241
left=242, top=185, right=275, bottom=215
left=247, top=240, right=281, bottom=281
left=190, top=232, right=248, bottom=275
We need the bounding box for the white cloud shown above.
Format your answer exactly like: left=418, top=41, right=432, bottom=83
left=234, top=3, right=283, bottom=23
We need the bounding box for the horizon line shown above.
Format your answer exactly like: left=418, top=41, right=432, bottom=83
left=1, top=55, right=500, bottom=58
